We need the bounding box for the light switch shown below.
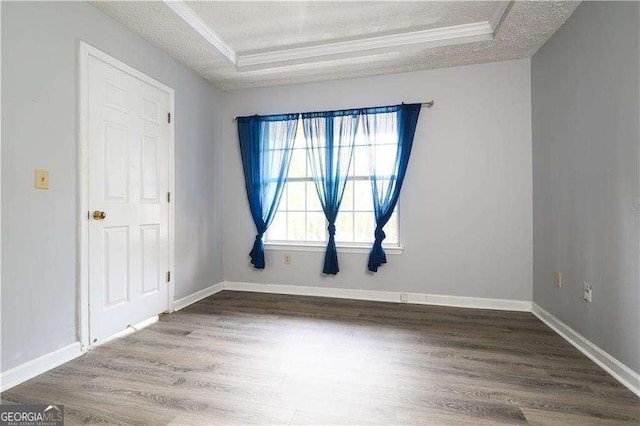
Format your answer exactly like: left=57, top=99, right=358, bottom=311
left=35, top=169, right=49, bottom=189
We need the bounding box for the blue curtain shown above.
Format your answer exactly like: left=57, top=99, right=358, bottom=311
left=302, top=110, right=360, bottom=275
left=237, top=114, right=299, bottom=269
left=361, top=104, right=421, bottom=272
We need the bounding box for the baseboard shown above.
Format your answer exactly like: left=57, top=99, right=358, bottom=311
left=427, top=294, right=532, bottom=312
left=532, top=303, right=640, bottom=397
left=224, top=280, right=428, bottom=304
left=0, top=342, right=83, bottom=392
left=174, top=282, right=225, bottom=311
left=222, top=281, right=531, bottom=312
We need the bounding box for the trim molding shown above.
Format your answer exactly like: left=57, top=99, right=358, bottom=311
left=163, top=0, right=512, bottom=72
left=236, top=22, right=494, bottom=72
left=223, top=281, right=531, bottom=312
left=264, top=242, right=403, bottom=255
left=162, top=1, right=236, bottom=63
left=0, top=343, right=83, bottom=392
left=532, top=303, right=640, bottom=397
left=427, top=294, right=531, bottom=312
left=174, top=282, right=225, bottom=311
left=488, top=1, right=513, bottom=32
left=225, top=280, right=427, bottom=304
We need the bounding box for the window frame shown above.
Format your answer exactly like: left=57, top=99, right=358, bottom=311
left=264, top=120, right=403, bottom=254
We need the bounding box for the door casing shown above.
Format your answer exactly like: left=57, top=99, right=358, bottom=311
left=78, top=41, right=175, bottom=349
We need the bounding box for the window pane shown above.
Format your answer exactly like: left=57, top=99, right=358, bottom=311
left=288, top=182, right=306, bottom=211
left=307, top=182, right=322, bottom=211
left=374, top=145, right=398, bottom=177
left=371, top=178, right=392, bottom=203
left=266, top=129, right=401, bottom=246
left=335, top=213, right=353, bottom=243
left=340, top=181, right=354, bottom=211
left=278, top=185, right=287, bottom=210
left=348, top=145, right=356, bottom=177
left=269, top=212, right=287, bottom=241
left=307, top=212, right=326, bottom=241
left=354, top=212, right=375, bottom=243
left=354, top=130, right=367, bottom=146
left=288, top=149, right=307, bottom=178
left=384, top=212, right=399, bottom=245
left=287, top=212, right=306, bottom=241
left=353, top=146, right=369, bottom=176
left=354, top=180, right=373, bottom=211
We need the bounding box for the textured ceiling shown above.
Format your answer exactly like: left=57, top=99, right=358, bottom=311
left=92, top=1, right=580, bottom=91
left=186, top=1, right=498, bottom=53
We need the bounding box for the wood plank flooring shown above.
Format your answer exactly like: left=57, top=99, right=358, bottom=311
left=2, top=291, right=639, bottom=425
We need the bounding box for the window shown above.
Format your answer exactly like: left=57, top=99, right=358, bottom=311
left=266, top=120, right=399, bottom=247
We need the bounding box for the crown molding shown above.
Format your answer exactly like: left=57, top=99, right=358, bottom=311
left=162, top=0, right=236, bottom=64
left=488, top=1, right=513, bottom=32
left=236, top=21, right=495, bottom=72
left=163, top=0, right=512, bottom=72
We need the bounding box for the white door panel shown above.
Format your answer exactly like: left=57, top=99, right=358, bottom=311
left=88, top=55, right=170, bottom=343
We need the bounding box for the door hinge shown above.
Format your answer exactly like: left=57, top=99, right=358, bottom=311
left=167, top=192, right=171, bottom=203
left=168, top=112, right=171, bottom=124
left=166, top=271, right=171, bottom=282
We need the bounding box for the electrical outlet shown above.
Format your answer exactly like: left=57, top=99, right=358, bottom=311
left=583, top=282, right=593, bottom=303
left=555, top=272, right=562, bottom=288
left=400, top=294, right=408, bottom=303
left=284, top=253, right=291, bottom=265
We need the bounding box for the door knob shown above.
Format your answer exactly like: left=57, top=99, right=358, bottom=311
left=92, top=211, right=106, bottom=220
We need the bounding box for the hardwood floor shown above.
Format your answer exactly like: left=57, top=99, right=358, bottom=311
left=3, top=291, right=639, bottom=425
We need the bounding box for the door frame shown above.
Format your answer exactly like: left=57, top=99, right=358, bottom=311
left=78, top=41, right=175, bottom=349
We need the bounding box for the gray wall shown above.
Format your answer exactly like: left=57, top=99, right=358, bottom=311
left=1, top=1, right=223, bottom=372
left=222, top=59, right=533, bottom=301
left=532, top=1, right=640, bottom=373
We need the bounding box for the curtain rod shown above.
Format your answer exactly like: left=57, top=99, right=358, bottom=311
left=232, top=100, right=434, bottom=121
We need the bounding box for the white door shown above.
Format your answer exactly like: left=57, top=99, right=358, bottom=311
left=87, top=54, right=171, bottom=343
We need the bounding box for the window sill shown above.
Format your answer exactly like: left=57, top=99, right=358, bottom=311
left=264, top=242, right=404, bottom=255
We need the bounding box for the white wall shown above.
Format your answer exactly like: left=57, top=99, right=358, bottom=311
left=1, top=2, right=223, bottom=372
left=222, top=59, right=533, bottom=301
left=532, top=1, right=639, bottom=373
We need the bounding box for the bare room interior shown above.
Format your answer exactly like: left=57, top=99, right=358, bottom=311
left=0, top=1, right=639, bottom=425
